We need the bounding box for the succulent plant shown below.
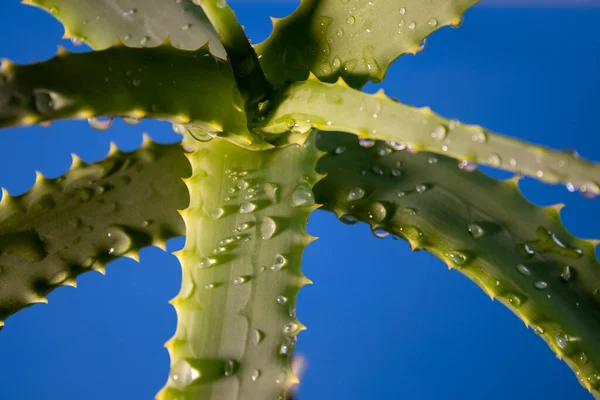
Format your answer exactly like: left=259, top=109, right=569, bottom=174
left=0, top=1, right=598, bottom=399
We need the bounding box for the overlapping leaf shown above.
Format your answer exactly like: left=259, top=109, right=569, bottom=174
left=256, top=0, right=479, bottom=88
left=260, top=77, right=600, bottom=192
left=158, top=135, right=320, bottom=400
left=315, top=131, right=600, bottom=397
left=24, top=0, right=226, bottom=57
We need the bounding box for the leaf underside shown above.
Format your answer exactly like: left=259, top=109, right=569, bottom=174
left=0, top=44, right=255, bottom=140
left=24, top=0, right=226, bottom=57
left=159, top=135, right=320, bottom=400
left=314, top=131, right=600, bottom=397
left=261, top=78, right=600, bottom=193
left=0, top=140, right=190, bottom=327
left=256, top=0, right=479, bottom=88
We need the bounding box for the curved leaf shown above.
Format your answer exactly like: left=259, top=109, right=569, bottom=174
left=256, top=0, right=478, bottom=88
left=158, top=134, right=320, bottom=400
left=24, top=0, right=226, bottom=57
left=0, top=139, right=190, bottom=327
left=314, top=131, right=600, bottom=397
left=260, top=77, right=600, bottom=193
left=0, top=43, right=271, bottom=149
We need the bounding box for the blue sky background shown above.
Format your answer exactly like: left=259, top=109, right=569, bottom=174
left=0, top=1, right=599, bottom=399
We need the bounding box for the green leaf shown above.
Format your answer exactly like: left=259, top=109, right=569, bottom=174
left=256, top=0, right=478, bottom=88
left=260, top=77, right=600, bottom=192
left=195, top=0, right=272, bottom=107
left=314, top=131, right=600, bottom=397
left=0, top=43, right=272, bottom=149
left=24, top=0, right=226, bottom=56
left=158, top=134, right=321, bottom=400
left=0, top=138, right=190, bottom=327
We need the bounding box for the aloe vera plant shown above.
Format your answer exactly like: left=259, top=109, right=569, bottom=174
left=0, top=1, right=599, bottom=399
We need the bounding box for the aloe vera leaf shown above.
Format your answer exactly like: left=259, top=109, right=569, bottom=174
left=0, top=139, right=189, bottom=328
left=260, top=77, right=600, bottom=193
left=22, top=0, right=226, bottom=57
left=157, top=134, right=321, bottom=400
left=0, top=43, right=272, bottom=149
left=255, top=0, right=478, bottom=88
left=314, top=131, right=600, bottom=397
left=195, top=0, right=272, bottom=107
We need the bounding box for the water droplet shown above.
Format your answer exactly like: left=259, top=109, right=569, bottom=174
left=271, top=254, right=287, bottom=271
left=534, top=326, right=545, bottom=335
left=378, top=147, right=392, bottom=157
left=336, top=28, right=344, bottom=37
left=471, top=131, right=488, bottom=143
left=122, top=8, right=137, bottom=16
left=222, top=359, right=236, bottom=377
left=390, top=169, right=402, bottom=177
left=446, top=251, right=468, bottom=266
left=170, top=360, right=201, bottom=388
left=387, top=141, right=406, bottom=151
left=415, top=184, right=428, bottom=194
left=346, top=16, right=355, bottom=25
left=251, top=369, right=261, bottom=382
left=292, top=184, right=315, bottom=207
left=88, top=117, right=114, bottom=131
left=399, top=7, right=406, bottom=15
left=371, top=226, right=389, bottom=238
left=468, top=224, right=484, bottom=239
left=486, top=153, right=502, bottom=167
left=339, top=214, right=359, bottom=224
left=431, top=125, right=447, bottom=141
left=507, top=294, right=523, bottom=308
left=239, top=202, right=256, bottom=214
left=211, top=207, right=225, bottom=220
left=252, top=329, right=264, bottom=345
left=199, top=257, right=217, bottom=268
left=561, top=265, right=572, bottom=281
left=182, top=23, right=192, bottom=30
left=516, top=264, right=531, bottom=276
left=359, top=138, right=374, bottom=148
left=428, top=18, right=438, bottom=27
left=556, top=331, right=570, bottom=349
left=408, top=21, right=416, bottom=30
left=140, top=36, right=150, bottom=46
left=534, top=281, right=548, bottom=290
left=233, top=276, right=250, bottom=285
left=334, top=146, right=346, bottom=155
left=283, top=322, right=298, bottom=335
left=371, top=165, right=384, bottom=175
left=261, top=216, right=277, bottom=240
left=366, top=202, right=387, bottom=222
left=428, top=157, right=438, bottom=164
left=516, top=243, right=535, bottom=259
left=276, top=295, right=288, bottom=305
left=458, top=160, right=478, bottom=172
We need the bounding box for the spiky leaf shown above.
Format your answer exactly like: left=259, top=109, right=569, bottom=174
left=159, top=134, right=321, bottom=399
left=256, top=0, right=478, bottom=88
left=0, top=44, right=272, bottom=149
left=314, top=131, right=600, bottom=397
left=0, top=140, right=189, bottom=327
left=24, top=0, right=226, bottom=57
left=260, top=78, right=600, bottom=192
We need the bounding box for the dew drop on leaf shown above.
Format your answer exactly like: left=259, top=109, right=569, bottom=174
left=468, top=224, right=485, bottom=239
